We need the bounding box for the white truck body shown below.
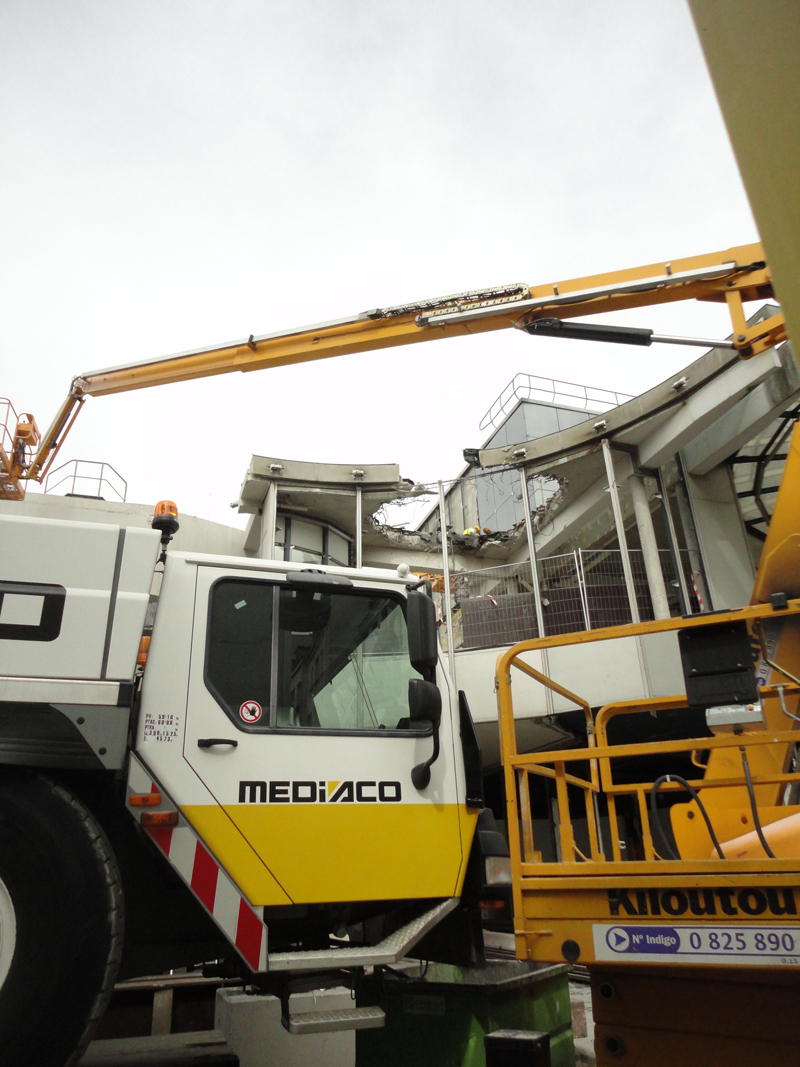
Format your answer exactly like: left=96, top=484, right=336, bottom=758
left=0, top=512, right=485, bottom=987
left=0, top=513, right=159, bottom=682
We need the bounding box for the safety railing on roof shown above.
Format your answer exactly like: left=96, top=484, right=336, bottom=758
left=479, top=373, right=635, bottom=432
left=44, top=459, right=127, bottom=502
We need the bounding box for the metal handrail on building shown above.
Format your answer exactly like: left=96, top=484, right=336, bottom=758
left=44, top=459, right=128, bottom=502
left=479, top=373, right=635, bottom=432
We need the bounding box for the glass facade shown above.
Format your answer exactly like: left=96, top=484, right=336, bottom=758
left=274, top=514, right=352, bottom=567
left=475, top=401, right=592, bottom=531
left=417, top=398, right=594, bottom=537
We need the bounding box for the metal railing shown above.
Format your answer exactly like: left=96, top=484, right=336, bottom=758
left=0, top=398, right=30, bottom=500
left=0, top=399, right=16, bottom=458
left=447, top=550, right=706, bottom=651
left=497, top=602, right=800, bottom=874
left=44, top=459, right=127, bottom=502
left=452, top=562, right=538, bottom=650
left=480, top=373, right=634, bottom=432
left=494, top=601, right=800, bottom=967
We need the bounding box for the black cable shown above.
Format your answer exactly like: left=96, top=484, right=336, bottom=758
left=649, top=775, right=726, bottom=860
left=739, top=747, right=777, bottom=859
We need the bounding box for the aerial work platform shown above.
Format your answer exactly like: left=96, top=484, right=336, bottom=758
left=498, top=591, right=800, bottom=1063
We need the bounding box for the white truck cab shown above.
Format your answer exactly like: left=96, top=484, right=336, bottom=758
left=0, top=509, right=499, bottom=1066
left=139, top=550, right=474, bottom=908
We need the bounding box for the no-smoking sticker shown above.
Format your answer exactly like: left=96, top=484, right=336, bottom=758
left=239, top=700, right=262, bottom=723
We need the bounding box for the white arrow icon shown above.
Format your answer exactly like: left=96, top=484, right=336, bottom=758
left=607, top=927, right=630, bottom=952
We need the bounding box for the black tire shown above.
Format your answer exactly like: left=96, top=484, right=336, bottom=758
left=0, top=770, right=124, bottom=1067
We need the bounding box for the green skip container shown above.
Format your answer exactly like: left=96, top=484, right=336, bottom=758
left=356, top=960, right=574, bottom=1067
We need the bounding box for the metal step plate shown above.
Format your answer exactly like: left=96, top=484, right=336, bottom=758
left=79, top=1029, right=237, bottom=1065
left=285, top=1005, right=386, bottom=1035
left=267, top=897, right=458, bottom=972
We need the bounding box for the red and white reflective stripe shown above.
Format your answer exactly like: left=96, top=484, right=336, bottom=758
left=127, top=756, right=267, bottom=972
left=690, top=571, right=706, bottom=613
left=146, top=825, right=267, bottom=972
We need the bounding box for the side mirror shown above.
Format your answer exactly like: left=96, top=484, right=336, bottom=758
left=409, top=678, right=442, bottom=728
left=408, top=678, right=442, bottom=791
left=407, top=590, right=438, bottom=682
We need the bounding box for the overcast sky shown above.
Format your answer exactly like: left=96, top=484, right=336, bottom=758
left=1, top=0, right=758, bottom=528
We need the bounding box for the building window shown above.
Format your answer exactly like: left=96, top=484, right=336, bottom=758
left=274, top=515, right=352, bottom=567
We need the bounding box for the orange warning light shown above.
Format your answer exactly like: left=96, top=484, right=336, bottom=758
left=141, top=811, right=179, bottom=827
left=129, top=792, right=162, bottom=807
left=137, top=635, right=151, bottom=668
left=152, top=500, right=180, bottom=544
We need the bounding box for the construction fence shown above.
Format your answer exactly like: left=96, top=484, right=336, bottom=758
left=439, top=549, right=705, bottom=652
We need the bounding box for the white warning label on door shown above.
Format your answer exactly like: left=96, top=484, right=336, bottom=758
left=593, top=924, right=800, bottom=966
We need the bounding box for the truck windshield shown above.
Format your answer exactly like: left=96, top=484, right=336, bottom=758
left=206, top=579, right=425, bottom=732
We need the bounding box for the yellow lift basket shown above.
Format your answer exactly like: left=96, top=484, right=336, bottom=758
left=498, top=599, right=800, bottom=970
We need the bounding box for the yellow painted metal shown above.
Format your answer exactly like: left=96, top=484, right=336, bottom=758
left=752, top=421, right=800, bottom=604
left=688, top=0, right=800, bottom=361
left=0, top=442, right=24, bottom=500
left=185, top=801, right=473, bottom=905
left=497, top=599, right=800, bottom=966
left=73, top=241, right=773, bottom=399
left=12, top=240, right=782, bottom=495
left=500, top=598, right=799, bottom=655
left=0, top=403, right=41, bottom=498
left=178, top=804, right=293, bottom=906
left=672, top=802, right=800, bottom=861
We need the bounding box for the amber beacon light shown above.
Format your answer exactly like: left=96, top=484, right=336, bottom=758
left=151, top=499, right=180, bottom=559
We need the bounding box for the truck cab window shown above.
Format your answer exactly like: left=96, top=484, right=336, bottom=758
left=206, top=579, right=424, bottom=732
left=206, top=579, right=273, bottom=722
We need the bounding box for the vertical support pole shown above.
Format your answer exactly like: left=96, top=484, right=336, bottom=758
left=519, top=469, right=547, bottom=639
left=516, top=768, right=536, bottom=864
left=674, top=456, right=712, bottom=611
left=261, top=482, right=278, bottom=560
left=637, top=787, right=657, bottom=861
left=593, top=793, right=606, bottom=860
left=519, top=469, right=553, bottom=714
left=269, top=586, right=280, bottom=727
left=438, top=480, right=457, bottom=690
left=601, top=439, right=640, bottom=624
left=574, top=549, right=591, bottom=630
left=583, top=788, right=602, bottom=861
left=606, top=794, right=623, bottom=862
left=630, top=474, right=671, bottom=620
left=151, top=987, right=174, bottom=1036
left=554, top=762, right=576, bottom=863
left=354, top=486, right=362, bottom=569
left=497, top=656, right=527, bottom=959
left=657, top=468, right=691, bottom=615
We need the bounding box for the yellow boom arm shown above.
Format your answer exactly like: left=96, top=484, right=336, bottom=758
left=10, top=241, right=786, bottom=492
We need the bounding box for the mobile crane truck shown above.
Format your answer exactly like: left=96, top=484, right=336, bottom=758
left=0, top=243, right=788, bottom=1066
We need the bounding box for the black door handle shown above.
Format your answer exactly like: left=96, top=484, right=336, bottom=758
left=197, top=738, right=239, bottom=748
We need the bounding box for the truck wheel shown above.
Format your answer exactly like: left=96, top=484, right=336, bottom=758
left=0, top=770, right=124, bottom=1067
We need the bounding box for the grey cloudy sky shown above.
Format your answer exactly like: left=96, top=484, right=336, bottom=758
left=1, top=0, right=757, bottom=527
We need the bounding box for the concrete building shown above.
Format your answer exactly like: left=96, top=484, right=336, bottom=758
left=395, top=303, right=799, bottom=767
